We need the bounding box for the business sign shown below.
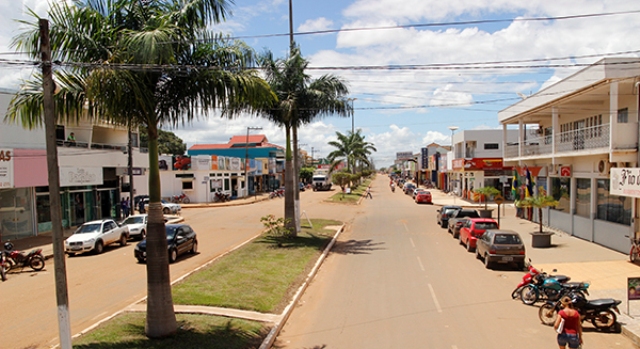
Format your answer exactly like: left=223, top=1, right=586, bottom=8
left=421, top=148, right=429, bottom=169
left=60, top=167, right=103, bottom=186
left=0, top=149, right=14, bottom=188
left=192, top=155, right=211, bottom=170
left=396, top=151, right=413, bottom=160
left=628, top=277, right=640, bottom=300
left=611, top=168, right=640, bottom=198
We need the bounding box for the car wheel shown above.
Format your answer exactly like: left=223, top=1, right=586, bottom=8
left=119, top=234, right=127, bottom=246
left=163, top=207, right=170, bottom=214
left=466, top=240, right=473, bottom=252
left=94, top=240, right=104, bottom=254
left=136, top=257, right=145, bottom=264
left=169, top=248, right=178, bottom=263
left=441, top=221, right=447, bottom=228
left=190, top=240, right=198, bottom=254
left=476, top=249, right=482, bottom=260
left=484, top=253, right=492, bottom=269
left=453, top=230, right=459, bottom=239
left=139, top=230, right=146, bottom=241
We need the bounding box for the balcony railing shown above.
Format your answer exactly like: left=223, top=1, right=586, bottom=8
left=504, top=123, right=611, bottom=159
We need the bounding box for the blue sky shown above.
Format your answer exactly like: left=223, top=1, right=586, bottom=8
left=1, top=1, right=640, bottom=166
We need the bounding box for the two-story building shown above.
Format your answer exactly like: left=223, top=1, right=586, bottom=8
left=498, top=57, right=640, bottom=254
left=0, top=89, right=149, bottom=241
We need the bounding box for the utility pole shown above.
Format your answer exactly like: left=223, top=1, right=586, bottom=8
left=127, top=124, right=133, bottom=216
left=40, top=19, right=72, bottom=349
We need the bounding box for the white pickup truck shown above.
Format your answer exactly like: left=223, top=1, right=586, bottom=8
left=64, top=219, right=130, bottom=255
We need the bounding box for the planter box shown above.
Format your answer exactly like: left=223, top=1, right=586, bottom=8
left=530, top=232, right=553, bottom=248
left=478, top=209, right=493, bottom=218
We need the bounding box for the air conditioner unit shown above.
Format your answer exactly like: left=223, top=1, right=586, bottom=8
left=597, top=160, right=613, bottom=175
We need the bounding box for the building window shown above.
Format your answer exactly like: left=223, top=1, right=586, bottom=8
left=618, top=108, right=628, bottom=123
left=484, top=143, right=499, bottom=150
left=550, top=177, right=570, bottom=212
left=575, top=178, right=590, bottom=218
left=596, top=179, right=631, bottom=225
left=182, top=181, right=193, bottom=190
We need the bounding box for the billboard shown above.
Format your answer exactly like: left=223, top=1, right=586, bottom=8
left=611, top=168, right=640, bottom=198
left=396, top=151, right=413, bottom=160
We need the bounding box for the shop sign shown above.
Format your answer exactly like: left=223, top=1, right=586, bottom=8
left=192, top=155, right=211, bottom=170
left=421, top=148, right=428, bottom=169
left=210, top=155, right=219, bottom=170
left=60, top=167, right=103, bottom=186
left=611, top=168, right=640, bottom=198
left=396, top=151, right=413, bottom=160
left=0, top=148, right=13, bottom=188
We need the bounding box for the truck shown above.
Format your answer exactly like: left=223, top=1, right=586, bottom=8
left=312, top=171, right=332, bottom=191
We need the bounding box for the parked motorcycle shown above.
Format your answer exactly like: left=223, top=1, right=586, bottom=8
left=520, top=271, right=589, bottom=305
left=214, top=191, right=231, bottom=202
left=539, top=293, right=621, bottom=330
left=1, top=250, right=8, bottom=281
left=511, top=259, right=570, bottom=300
left=3, top=242, right=45, bottom=272
left=171, top=192, right=190, bottom=204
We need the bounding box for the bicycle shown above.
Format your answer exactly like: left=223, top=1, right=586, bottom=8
left=626, top=234, right=640, bottom=263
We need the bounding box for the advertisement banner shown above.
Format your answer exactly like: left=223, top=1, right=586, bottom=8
left=173, top=155, right=191, bottom=170
left=0, top=149, right=14, bottom=188
left=192, top=155, right=211, bottom=170
left=255, top=160, right=263, bottom=175
left=230, top=157, right=241, bottom=171
left=611, top=168, right=640, bottom=198
left=211, top=155, right=218, bottom=170
left=269, top=158, right=276, bottom=174
left=396, top=151, right=413, bottom=160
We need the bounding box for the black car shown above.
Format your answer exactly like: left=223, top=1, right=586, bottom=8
left=447, top=209, right=480, bottom=238
left=134, top=223, right=197, bottom=263
left=436, top=205, right=462, bottom=228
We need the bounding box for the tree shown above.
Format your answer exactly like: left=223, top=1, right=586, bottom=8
left=8, top=0, right=274, bottom=338
left=258, top=46, right=350, bottom=235
left=299, top=166, right=314, bottom=184
left=473, top=186, right=501, bottom=210
left=327, top=130, right=376, bottom=173
left=140, top=128, right=186, bottom=156
left=516, top=194, right=559, bottom=234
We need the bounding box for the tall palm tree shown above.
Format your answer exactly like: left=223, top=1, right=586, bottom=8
left=7, top=0, right=273, bottom=338
left=327, top=130, right=376, bottom=173
left=259, top=46, right=350, bottom=235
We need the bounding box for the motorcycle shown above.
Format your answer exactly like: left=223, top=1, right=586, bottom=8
left=171, top=192, right=190, bottom=204
left=1, top=250, right=8, bottom=281
left=214, top=191, right=231, bottom=202
left=3, top=242, right=45, bottom=272
left=538, top=293, right=621, bottom=330
left=511, top=259, right=570, bottom=300
left=520, top=271, right=589, bottom=305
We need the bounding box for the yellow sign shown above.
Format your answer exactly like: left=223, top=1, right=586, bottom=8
left=494, top=195, right=504, bottom=205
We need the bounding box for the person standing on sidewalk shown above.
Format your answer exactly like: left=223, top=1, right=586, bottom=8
left=554, top=296, right=582, bottom=349
left=365, top=186, right=373, bottom=199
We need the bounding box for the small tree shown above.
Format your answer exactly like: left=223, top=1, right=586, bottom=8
left=473, top=186, right=501, bottom=210
left=332, top=172, right=352, bottom=198
left=516, top=195, right=559, bottom=234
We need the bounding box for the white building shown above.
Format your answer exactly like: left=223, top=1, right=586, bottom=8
left=498, top=57, right=640, bottom=253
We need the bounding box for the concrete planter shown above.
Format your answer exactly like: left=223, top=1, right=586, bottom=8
left=478, top=209, right=493, bottom=218
left=530, top=232, right=553, bottom=248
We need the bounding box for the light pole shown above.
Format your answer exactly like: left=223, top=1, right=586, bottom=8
left=347, top=98, right=357, bottom=134
left=245, top=126, right=262, bottom=198
left=448, top=126, right=459, bottom=201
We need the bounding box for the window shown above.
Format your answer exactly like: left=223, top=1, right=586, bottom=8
left=550, top=177, right=570, bottom=212
left=182, top=181, right=193, bottom=190
left=596, top=179, right=631, bottom=225
left=484, top=143, right=499, bottom=150
left=618, top=108, right=629, bottom=123
left=575, top=178, right=590, bottom=218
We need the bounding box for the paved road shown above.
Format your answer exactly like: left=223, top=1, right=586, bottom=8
left=2, top=188, right=345, bottom=349
left=276, top=176, right=637, bottom=349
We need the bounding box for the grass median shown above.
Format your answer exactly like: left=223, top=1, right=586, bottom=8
left=72, top=218, right=342, bottom=348
left=327, top=178, right=372, bottom=204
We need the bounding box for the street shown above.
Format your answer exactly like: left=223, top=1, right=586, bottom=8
left=277, top=176, right=637, bottom=348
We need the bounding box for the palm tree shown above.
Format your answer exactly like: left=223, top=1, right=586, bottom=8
left=327, top=130, right=376, bottom=173
left=7, top=0, right=274, bottom=338
left=517, top=194, right=559, bottom=234
left=259, top=46, right=350, bottom=235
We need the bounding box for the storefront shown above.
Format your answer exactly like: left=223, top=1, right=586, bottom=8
left=451, top=158, right=511, bottom=201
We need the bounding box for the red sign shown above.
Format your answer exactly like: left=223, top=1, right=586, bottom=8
left=453, top=158, right=504, bottom=171
left=560, top=166, right=572, bottom=177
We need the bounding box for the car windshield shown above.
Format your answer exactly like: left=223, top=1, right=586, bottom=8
left=444, top=208, right=459, bottom=214
left=166, top=226, right=178, bottom=240
left=123, top=216, right=145, bottom=224
left=76, top=223, right=101, bottom=234
left=475, top=222, right=498, bottom=230
left=459, top=211, right=480, bottom=218
left=494, top=234, right=522, bottom=244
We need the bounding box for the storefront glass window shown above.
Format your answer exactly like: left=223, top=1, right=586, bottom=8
left=550, top=177, right=571, bottom=212
left=0, top=188, right=34, bottom=240
left=596, top=179, right=631, bottom=225
left=575, top=178, right=591, bottom=218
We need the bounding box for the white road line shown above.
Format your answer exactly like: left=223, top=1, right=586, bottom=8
left=403, top=222, right=409, bottom=232
left=409, top=237, right=415, bottom=248
left=416, top=256, right=425, bottom=271
left=428, top=283, right=442, bottom=313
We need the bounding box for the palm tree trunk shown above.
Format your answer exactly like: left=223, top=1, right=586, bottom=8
left=284, top=124, right=296, bottom=236
left=538, top=207, right=543, bottom=234
left=292, top=125, right=301, bottom=233
left=145, top=121, right=177, bottom=338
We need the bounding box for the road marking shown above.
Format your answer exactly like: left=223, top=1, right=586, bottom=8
left=428, top=283, right=442, bottom=313
left=409, top=237, right=415, bottom=248
left=403, top=221, right=409, bottom=232
left=416, top=256, right=425, bottom=271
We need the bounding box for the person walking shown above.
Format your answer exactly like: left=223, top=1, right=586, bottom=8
left=365, top=186, right=373, bottom=199
left=554, top=296, right=582, bottom=349
left=122, top=197, right=130, bottom=217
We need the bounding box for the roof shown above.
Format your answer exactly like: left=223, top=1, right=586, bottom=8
left=228, top=134, right=268, bottom=145
left=188, top=134, right=285, bottom=151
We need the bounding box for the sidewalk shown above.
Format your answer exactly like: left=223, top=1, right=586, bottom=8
left=428, top=187, right=640, bottom=347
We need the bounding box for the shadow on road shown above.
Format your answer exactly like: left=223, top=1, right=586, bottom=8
left=331, top=239, right=386, bottom=255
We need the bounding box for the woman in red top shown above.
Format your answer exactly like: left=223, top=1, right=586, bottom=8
left=554, top=296, right=583, bottom=349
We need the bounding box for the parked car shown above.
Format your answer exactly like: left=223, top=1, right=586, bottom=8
left=437, top=205, right=462, bottom=228
left=415, top=191, right=432, bottom=204
left=65, top=219, right=129, bottom=255
left=142, top=198, right=181, bottom=214
left=458, top=218, right=499, bottom=252
left=475, top=229, right=526, bottom=270
left=134, top=223, right=198, bottom=263
left=448, top=209, right=481, bottom=238
left=121, top=214, right=148, bottom=240
left=412, top=188, right=426, bottom=199
left=403, top=182, right=416, bottom=195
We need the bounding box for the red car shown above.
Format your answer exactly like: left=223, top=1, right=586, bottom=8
left=458, top=218, right=499, bottom=252
left=415, top=191, right=432, bottom=204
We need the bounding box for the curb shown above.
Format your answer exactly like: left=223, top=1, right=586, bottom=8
left=258, top=224, right=346, bottom=349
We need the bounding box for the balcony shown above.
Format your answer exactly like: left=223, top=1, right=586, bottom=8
left=504, top=123, right=612, bottom=159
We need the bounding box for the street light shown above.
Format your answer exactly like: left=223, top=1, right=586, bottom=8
left=347, top=98, right=357, bottom=134
left=448, top=126, right=459, bottom=202
left=245, top=126, right=262, bottom=198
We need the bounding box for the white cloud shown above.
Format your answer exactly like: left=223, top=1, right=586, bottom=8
left=430, top=84, right=473, bottom=107
left=298, top=17, right=334, bottom=33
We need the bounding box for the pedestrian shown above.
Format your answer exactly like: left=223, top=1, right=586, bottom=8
left=554, top=296, right=582, bottom=349
left=138, top=199, right=145, bottom=214
left=365, top=186, right=373, bottom=199
left=122, top=197, right=130, bottom=217
left=66, top=132, right=76, bottom=145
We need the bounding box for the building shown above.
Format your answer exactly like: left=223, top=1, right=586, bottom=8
left=498, top=57, right=640, bottom=254
left=0, top=89, right=149, bottom=241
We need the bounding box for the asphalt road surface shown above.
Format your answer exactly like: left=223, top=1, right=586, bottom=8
left=276, top=176, right=638, bottom=349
